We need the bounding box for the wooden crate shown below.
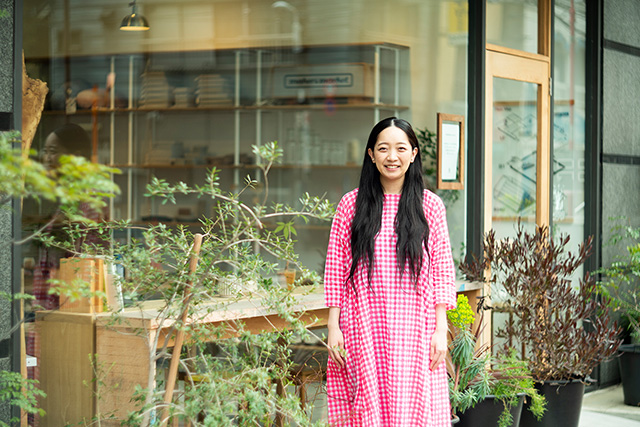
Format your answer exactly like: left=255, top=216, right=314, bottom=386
left=58, top=258, right=105, bottom=313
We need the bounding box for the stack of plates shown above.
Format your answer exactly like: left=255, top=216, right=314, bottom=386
left=195, top=74, right=232, bottom=107
left=139, top=72, right=171, bottom=109
left=172, top=87, right=191, bottom=108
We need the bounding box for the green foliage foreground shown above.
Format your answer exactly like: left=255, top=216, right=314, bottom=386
left=447, top=295, right=546, bottom=427
left=14, top=134, right=334, bottom=426
left=598, top=220, right=640, bottom=344
left=1, top=131, right=119, bottom=424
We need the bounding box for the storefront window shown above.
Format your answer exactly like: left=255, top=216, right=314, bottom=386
left=552, top=0, right=586, bottom=247
left=23, top=0, right=468, bottom=270
left=486, top=0, right=539, bottom=54
left=492, top=78, right=539, bottom=239
left=22, top=2, right=467, bottom=422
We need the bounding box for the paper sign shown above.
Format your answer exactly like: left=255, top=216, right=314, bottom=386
left=441, top=122, right=460, bottom=181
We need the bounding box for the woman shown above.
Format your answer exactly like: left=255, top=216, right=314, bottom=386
left=26, top=124, right=104, bottom=414
left=33, top=123, right=97, bottom=309
left=324, top=117, right=457, bottom=426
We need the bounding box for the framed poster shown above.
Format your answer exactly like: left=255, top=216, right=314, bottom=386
left=437, top=113, right=465, bottom=190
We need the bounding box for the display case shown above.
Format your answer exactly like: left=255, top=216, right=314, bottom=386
left=29, top=42, right=411, bottom=268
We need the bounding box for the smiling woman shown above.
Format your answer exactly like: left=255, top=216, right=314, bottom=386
left=41, top=123, right=92, bottom=171
left=324, top=117, right=457, bottom=426
left=367, top=125, right=418, bottom=194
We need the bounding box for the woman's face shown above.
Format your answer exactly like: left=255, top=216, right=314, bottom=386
left=368, top=125, right=418, bottom=193
left=42, top=133, right=67, bottom=171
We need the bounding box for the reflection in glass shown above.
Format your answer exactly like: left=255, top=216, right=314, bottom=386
left=492, top=78, right=538, bottom=239
left=553, top=1, right=586, bottom=238
left=486, top=0, right=539, bottom=54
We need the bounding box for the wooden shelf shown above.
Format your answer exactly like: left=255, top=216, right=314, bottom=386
left=43, top=102, right=409, bottom=116
left=110, top=163, right=361, bottom=170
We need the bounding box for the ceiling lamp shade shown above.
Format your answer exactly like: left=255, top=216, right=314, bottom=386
left=120, top=1, right=149, bottom=31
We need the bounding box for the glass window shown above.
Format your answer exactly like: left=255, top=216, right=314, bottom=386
left=486, top=0, right=539, bottom=54
left=491, top=78, right=539, bottom=239
left=552, top=1, right=586, bottom=246
left=21, top=1, right=468, bottom=424
left=23, top=0, right=468, bottom=270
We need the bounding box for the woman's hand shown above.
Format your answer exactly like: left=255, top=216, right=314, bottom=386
left=327, top=306, right=345, bottom=368
left=430, top=303, right=449, bottom=371
left=429, top=327, right=447, bottom=371
left=327, top=326, right=346, bottom=368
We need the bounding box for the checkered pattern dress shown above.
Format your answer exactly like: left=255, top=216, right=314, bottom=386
left=324, top=189, right=457, bottom=426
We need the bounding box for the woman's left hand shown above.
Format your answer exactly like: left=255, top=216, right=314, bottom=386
left=429, top=327, right=448, bottom=371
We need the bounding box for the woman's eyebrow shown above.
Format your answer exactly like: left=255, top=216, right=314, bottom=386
left=378, top=140, right=409, bottom=145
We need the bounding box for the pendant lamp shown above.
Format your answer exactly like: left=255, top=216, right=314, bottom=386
left=120, top=1, right=149, bottom=31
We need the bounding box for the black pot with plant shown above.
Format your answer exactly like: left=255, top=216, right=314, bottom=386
left=460, top=224, right=622, bottom=427
left=447, top=294, right=546, bottom=427
left=597, top=221, right=640, bottom=406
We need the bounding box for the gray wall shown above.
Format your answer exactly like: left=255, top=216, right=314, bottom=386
left=599, top=0, right=640, bottom=387
left=602, top=0, right=640, bottom=261
left=0, top=0, right=15, bottom=424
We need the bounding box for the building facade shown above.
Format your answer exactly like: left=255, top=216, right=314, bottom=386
left=1, top=0, right=639, bottom=424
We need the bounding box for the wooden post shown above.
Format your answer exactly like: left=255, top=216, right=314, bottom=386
left=160, top=233, right=204, bottom=427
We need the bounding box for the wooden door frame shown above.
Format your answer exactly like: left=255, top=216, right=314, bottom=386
left=484, top=44, right=551, bottom=232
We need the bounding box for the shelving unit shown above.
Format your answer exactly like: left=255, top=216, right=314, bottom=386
left=31, top=42, right=411, bottom=267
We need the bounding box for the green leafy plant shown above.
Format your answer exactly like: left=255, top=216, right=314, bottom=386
left=1, top=131, right=119, bottom=209
left=447, top=294, right=545, bottom=427
left=491, top=351, right=546, bottom=427
left=0, top=371, right=45, bottom=427
left=460, top=224, right=622, bottom=382
left=597, top=220, right=640, bottom=344
left=447, top=294, right=492, bottom=414
left=40, top=141, right=334, bottom=426
left=0, top=130, right=119, bottom=424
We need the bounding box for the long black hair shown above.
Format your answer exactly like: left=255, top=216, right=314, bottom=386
left=348, top=117, right=429, bottom=288
left=52, top=123, right=92, bottom=159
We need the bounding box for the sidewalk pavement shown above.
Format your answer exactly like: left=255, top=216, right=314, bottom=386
left=579, top=384, right=640, bottom=427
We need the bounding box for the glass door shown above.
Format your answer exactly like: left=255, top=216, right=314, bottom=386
left=485, top=46, right=550, bottom=239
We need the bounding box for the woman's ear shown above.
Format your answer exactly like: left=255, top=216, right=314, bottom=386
left=367, top=148, right=375, bottom=162
left=411, top=147, right=418, bottom=163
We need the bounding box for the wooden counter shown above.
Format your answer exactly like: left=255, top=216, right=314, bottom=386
left=35, top=280, right=488, bottom=426
left=36, top=287, right=329, bottom=426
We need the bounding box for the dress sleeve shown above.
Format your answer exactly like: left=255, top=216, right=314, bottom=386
left=324, top=195, right=352, bottom=308
left=427, top=194, right=457, bottom=310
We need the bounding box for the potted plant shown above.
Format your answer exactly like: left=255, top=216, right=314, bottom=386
left=460, top=224, right=622, bottom=427
left=447, top=294, right=546, bottom=427
left=597, top=221, right=640, bottom=406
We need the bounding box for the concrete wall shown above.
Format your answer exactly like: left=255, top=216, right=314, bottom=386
left=0, top=0, right=15, bottom=424
left=599, top=0, right=640, bottom=387
left=602, top=0, right=640, bottom=261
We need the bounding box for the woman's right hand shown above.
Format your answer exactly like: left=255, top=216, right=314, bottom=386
left=327, top=326, right=346, bottom=369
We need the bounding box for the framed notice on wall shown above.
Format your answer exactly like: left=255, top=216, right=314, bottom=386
left=437, top=113, right=465, bottom=190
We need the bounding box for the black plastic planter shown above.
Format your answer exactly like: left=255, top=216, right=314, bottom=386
left=619, top=344, right=640, bottom=406
left=456, top=394, right=524, bottom=427
left=519, top=380, right=585, bottom=427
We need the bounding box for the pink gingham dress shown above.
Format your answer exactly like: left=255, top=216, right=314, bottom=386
left=324, top=189, right=457, bottom=426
